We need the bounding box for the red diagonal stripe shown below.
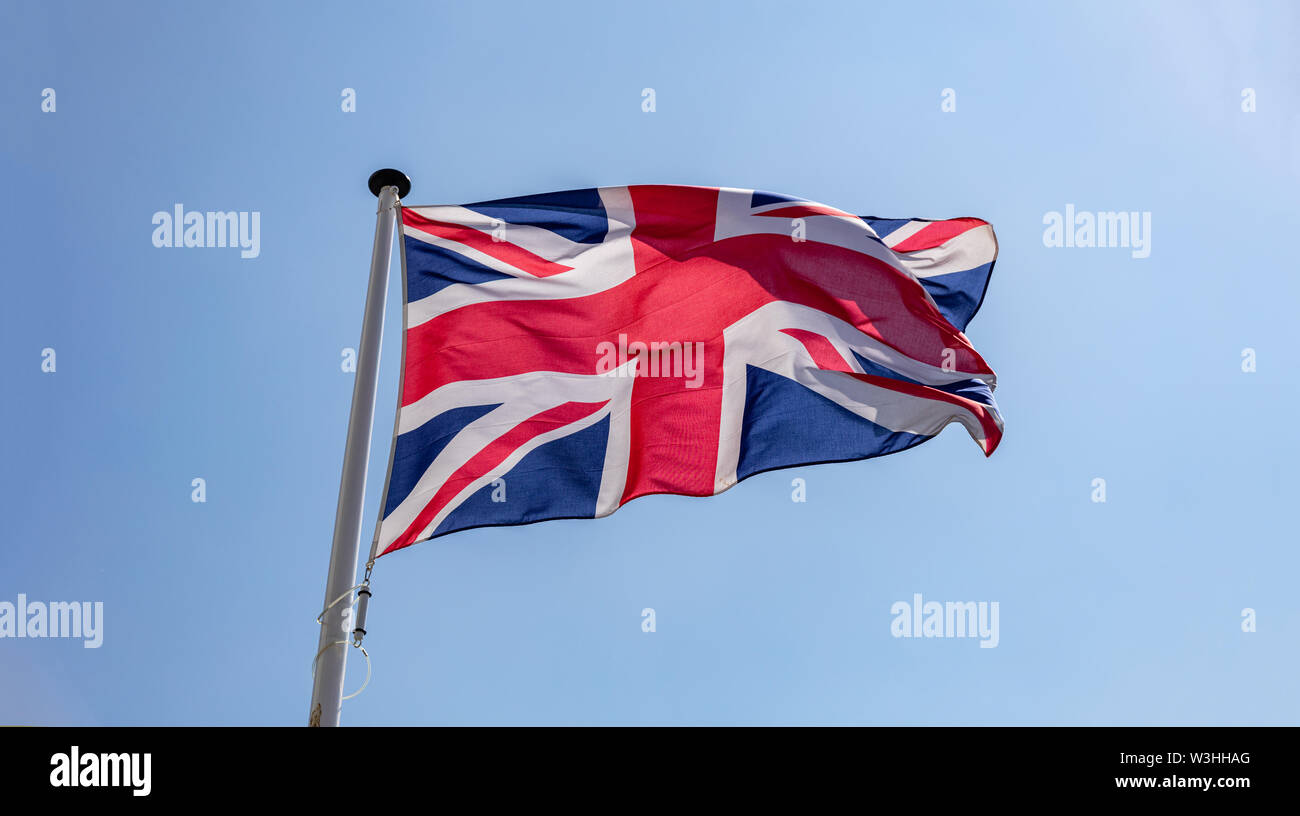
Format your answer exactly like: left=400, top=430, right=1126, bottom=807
left=402, top=207, right=573, bottom=278
left=846, top=369, right=1002, bottom=455
left=780, top=328, right=1001, bottom=456
left=383, top=399, right=610, bottom=555
left=889, top=218, right=987, bottom=253
left=779, top=328, right=855, bottom=371
left=751, top=203, right=856, bottom=219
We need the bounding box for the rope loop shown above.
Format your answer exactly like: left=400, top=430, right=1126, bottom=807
left=310, top=640, right=372, bottom=701
left=315, top=583, right=368, bottom=624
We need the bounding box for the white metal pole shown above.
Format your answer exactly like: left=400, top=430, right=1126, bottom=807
left=309, top=169, right=409, bottom=727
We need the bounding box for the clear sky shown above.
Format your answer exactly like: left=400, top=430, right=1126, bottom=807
left=2, top=0, right=1297, bottom=725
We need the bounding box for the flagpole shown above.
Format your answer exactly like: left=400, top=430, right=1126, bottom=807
left=309, top=169, right=410, bottom=727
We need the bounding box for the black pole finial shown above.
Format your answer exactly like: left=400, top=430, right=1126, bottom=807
left=367, top=169, right=411, bottom=199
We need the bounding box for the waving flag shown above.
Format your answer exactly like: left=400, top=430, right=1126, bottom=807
left=369, top=185, right=1002, bottom=558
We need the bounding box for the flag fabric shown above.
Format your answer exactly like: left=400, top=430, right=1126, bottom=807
left=370, top=185, right=1002, bottom=558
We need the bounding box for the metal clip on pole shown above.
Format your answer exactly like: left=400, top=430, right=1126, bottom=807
left=352, top=584, right=372, bottom=646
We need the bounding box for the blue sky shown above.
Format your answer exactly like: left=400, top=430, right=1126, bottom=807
left=2, top=0, right=1297, bottom=725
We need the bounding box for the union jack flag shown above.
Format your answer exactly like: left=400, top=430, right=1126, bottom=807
left=370, top=185, right=1002, bottom=558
